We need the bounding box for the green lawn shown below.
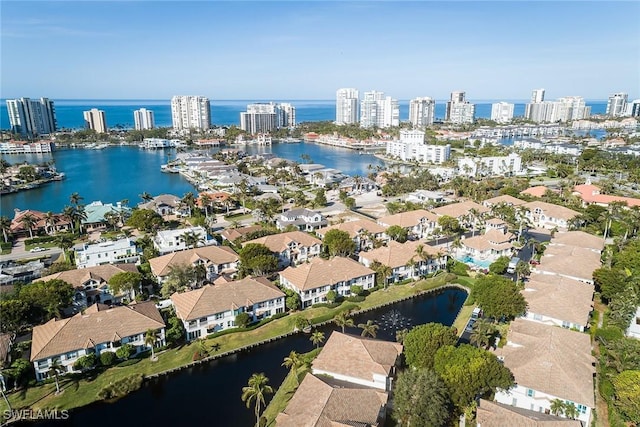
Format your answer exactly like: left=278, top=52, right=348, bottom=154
left=0, top=273, right=463, bottom=416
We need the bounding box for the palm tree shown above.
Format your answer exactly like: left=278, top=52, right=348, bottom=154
left=103, top=211, right=120, bottom=231
left=310, top=331, right=325, bottom=349
left=563, top=402, right=578, bottom=420
left=527, top=238, right=539, bottom=261
left=69, top=192, right=83, bottom=207
left=378, top=264, right=393, bottom=289
left=196, top=338, right=209, bottom=359
left=470, top=320, right=495, bottom=349
left=180, top=192, right=197, bottom=217
left=333, top=311, right=354, bottom=333
left=281, top=351, right=303, bottom=384
left=241, top=373, right=274, bottom=427
left=514, top=261, right=530, bottom=282
left=44, top=211, right=56, bottom=235
left=550, top=398, right=565, bottom=416
left=358, top=320, right=379, bottom=338
left=20, top=213, right=37, bottom=239
left=140, top=191, right=153, bottom=203
left=181, top=230, right=205, bottom=249
left=55, top=234, right=74, bottom=262
left=200, top=193, right=212, bottom=218
left=48, top=358, right=65, bottom=394
left=0, top=216, right=11, bottom=243
left=145, top=329, right=159, bottom=360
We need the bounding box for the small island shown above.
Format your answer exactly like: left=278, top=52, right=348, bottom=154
left=0, top=159, right=65, bottom=195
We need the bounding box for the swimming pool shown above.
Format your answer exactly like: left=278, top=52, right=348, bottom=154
left=456, top=255, right=492, bottom=269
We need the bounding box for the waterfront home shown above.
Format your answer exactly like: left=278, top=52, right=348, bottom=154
left=431, top=200, right=490, bottom=227
left=30, top=302, right=166, bottom=381
left=456, top=218, right=515, bottom=262
left=82, top=201, right=131, bottom=232
left=170, top=277, right=285, bottom=341
left=279, top=257, right=375, bottom=308
left=244, top=231, right=321, bottom=267
left=493, top=318, right=595, bottom=425
left=520, top=186, right=552, bottom=199
left=522, top=201, right=579, bottom=230
left=220, top=225, right=263, bottom=243
left=377, top=209, right=439, bottom=239
left=0, top=260, right=46, bottom=286
left=481, top=194, right=526, bottom=208
left=10, top=209, right=72, bottom=237
left=522, top=273, right=594, bottom=332
left=276, top=208, right=327, bottom=232
left=39, top=264, right=140, bottom=308
left=153, top=226, right=217, bottom=255
left=476, top=399, right=582, bottom=426
left=317, top=219, right=387, bottom=252
left=572, top=183, right=640, bottom=208
left=359, top=240, right=445, bottom=283
left=138, top=194, right=188, bottom=217
left=338, top=176, right=378, bottom=194
left=149, top=245, right=239, bottom=284
left=312, top=331, right=403, bottom=391
left=404, top=189, right=447, bottom=205
left=0, top=140, right=54, bottom=154
left=276, top=373, right=389, bottom=427
left=75, top=238, right=140, bottom=269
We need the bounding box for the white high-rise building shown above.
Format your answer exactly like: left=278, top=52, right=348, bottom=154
left=445, top=91, right=475, bottom=124
left=6, top=97, right=57, bottom=137
left=83, top=108, right=107, bottom=134
left=386, top=129, right=451, bottom=164
left=240, top=102, right=296, bottom=134
left=491, top=102, right=515, bottom=123
left=531, top=89, right=545, bottom=103
left=171, top=96, right=211, bottom=131
left=360, top=91, right=399, bottom=128
left=526, top=95, right=590, bottom=123
left=606, top=93, right=628, bottom=117
left=458, top=153, right=523, bottom=177
left=626, top=99, right=640, bottom=117
left=409, top=97, right=435, bottom=127
left=133, top=108, right=155, bottom=130
left=335, top=88, right=359, bottom=124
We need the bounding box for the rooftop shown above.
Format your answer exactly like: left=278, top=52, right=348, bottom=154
left=279, top=257, right=374, bottom=291
left=524, top=273, right=595, bottom=326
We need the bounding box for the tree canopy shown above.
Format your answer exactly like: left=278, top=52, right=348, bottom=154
left=612, top=370, right=640, bottom=422
left=392, top=369, right=452, bottom=427
left=323, top=229, right=356, bottom=257
left=125, top=208, right=164, bottom=232
left=386, top=225, right=408, bottom=243
left=434, top=344, right=514, bottom=409
left=472, top=274, right=527, bottom=321
left=108, top=271, right=142, bottom=298
left=18, top=279, right=74, bottom=323
left=238, top=243, right=279, bottom=277
left=403, top=323, right=458, bottom=369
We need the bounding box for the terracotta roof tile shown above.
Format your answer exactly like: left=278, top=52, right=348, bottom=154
left=430, top=200, right=490, bottom=218
left=477, top=399, right=583, bottom=426
left=39, top=264, right=139, bottom=289
left=524, top=273, right=594, bottom=326
left=359, top=240, right=442, bottom=269
left=377, top=209, right=438, bottom=228
left=149, top=246, right=239, bottom=277
left=279, top=258, right=374, bottom=291
left=317, top=219, right=386, bottom=239
left=245, top=231, right=321, bottom=253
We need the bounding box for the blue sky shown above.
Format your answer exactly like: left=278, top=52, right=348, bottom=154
left=1, top=1, right=639, bottom=100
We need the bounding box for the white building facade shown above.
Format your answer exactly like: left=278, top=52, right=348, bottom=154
left=336, top=88, right=359, bottom=124
left=75, top=238, right=141, bottom=269
left=360, top=91, right=399, bottom=128
left=6, top=97, right=57, bottom=137
left=386, top=129, right=451, bottom=164
left=134, top=108, right=155, bottom=130
left=491, top=102, right=515, bottom=123
left=171, top=96, right=211, bottom=131
left=240, top=102, right=296, bottom=134
left=445, top=91, right=475, bottom=124
left=83, top=108, right=107, bottom=133
left=457, top=153, right=523, bottom=176
left=409, top=97, right=435, bottom=127
left=606, top=92, right=628, bottom=117
left=153, top=226, right=217, bottom=255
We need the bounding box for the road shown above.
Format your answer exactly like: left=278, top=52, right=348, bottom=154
left=0, top=238, right=63, bottom=263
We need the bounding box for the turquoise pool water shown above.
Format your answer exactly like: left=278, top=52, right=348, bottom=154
left=457, top=255, right=492, bottom=269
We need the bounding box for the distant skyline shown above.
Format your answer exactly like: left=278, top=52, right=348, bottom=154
left=2, top=1, right=639, bottom=100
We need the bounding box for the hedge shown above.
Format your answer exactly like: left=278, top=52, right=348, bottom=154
left=0, top=242, right=12, bottom=251
left=25, top=236, right=56, bottom=245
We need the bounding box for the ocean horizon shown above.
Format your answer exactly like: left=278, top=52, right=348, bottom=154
left=0, top=98, right=608, bottom=130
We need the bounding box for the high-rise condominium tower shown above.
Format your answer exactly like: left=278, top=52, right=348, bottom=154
left=171, top=96, right=211, bottom=131
left=491, top=102, right=515, bottom=124
left=83, top=108, right=107, bottom=134
left=134, top=108, right=155, bottom=130
left=6, top=97, right=57, bottom=137
left=525, top=94, right=590, bottom=123
left=360, top=91, right=399, bottom=128
left=531, top=89, right=545, bottom=103
left=409, top=97, right=435, bottom=127
left=445, top=91, right=475, bottom=124
left=336, top=88, right=359, bottom=124
left=240, top=102, right=296, bottom=134
left=606, top=93, right=628, bottom=117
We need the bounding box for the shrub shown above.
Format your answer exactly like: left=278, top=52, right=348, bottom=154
left=595, top=326, right=624, bottom=343
left=100, top=351, right=117, bottom=367
left=450, top=261, right=470, bottom=276
left=0, top=242, right=12, bottom=251
left=96, top=373, right=144, bottom=400
left=116, top=344, right=135, bottom=360
left=311, top=302, right=341, bottom=309
left=346, top=295, right=365, bottom=302
left=25, top=236, right=56, bottom=246
left=73, top=354, right=98, bottom=371
left=235, top=312, right=251, bottom=328
left=350, top=285, right=363, bottom=296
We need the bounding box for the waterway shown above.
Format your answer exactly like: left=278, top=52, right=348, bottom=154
left=0, top=143, right=385, bottom=214
left=36, top=287, right=466, bottom=427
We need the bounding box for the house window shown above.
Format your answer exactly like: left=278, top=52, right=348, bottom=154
left=214, top=313, right=224, bottom=320
left=562, top=321, right=570, bottom=329
left=276, top=307, right=284, bottom=314
left=533, top=314, right=542, bottom=321
left=527, top=389, right=535, bottom=397
left=577, top=404, right=587, bottom=414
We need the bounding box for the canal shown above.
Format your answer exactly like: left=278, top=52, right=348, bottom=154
left=37, top=287, right=466, bottom=427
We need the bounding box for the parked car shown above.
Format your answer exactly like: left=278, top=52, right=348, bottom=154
left=30, top=247, right=47, bottom=253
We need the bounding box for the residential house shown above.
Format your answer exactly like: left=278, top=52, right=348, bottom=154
left=430, top=200, right=490, bottom=228
left=359, top=240, right=445, bottom=282
left=244, top=231, right=322, bottom=267
left=10, top=209, right=71, bottom=237
left=377, top=209, right=439, bottom=239
left=276, top=208, right=327, bottom=232
left=40, top=264, right=140, bottom=308
left=493, top=319, right=595, bottom=425
left=550, top=231, right=605, bottom=252
left=572, top=183, right=640, bottom=208
left=338, top=176, right=378, bottom=194
left=523, top=273, right=595, bottom=332
left=30, top=302, right=166, bottom=381
left=0, top=260, right=46, bottom=285
left=311, top=332, right=403, bottom=391
left=520, top=186, right=553, bottom=199
left=404, top=189, right=447, bottom=205
left=149, top=246, right=239, bottom=284
left=316, top=219, right=387, bottom=251
left=153, top=226, right=217, bottom=255
left=276, top=373, right=389, bottom=427
left=456, top=218, right=515, bottom=262
left=220, top=225, right=263, bottom=244
left=279, top=257, right=375, bottom=308
left=170, top=277, right=285, bottom=341
left=482, top=194, right=527, bottom=208
left=138, top=194, right=188, bottom=217
left=75, top=238, right=141, bottom=269
left=476, top=399, right=582, bottom=426
left=533, top=244, right=601, bottom=284
left=82, top=201, right=131, bottom=232
left=522, top=201, right=579, bottom=230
